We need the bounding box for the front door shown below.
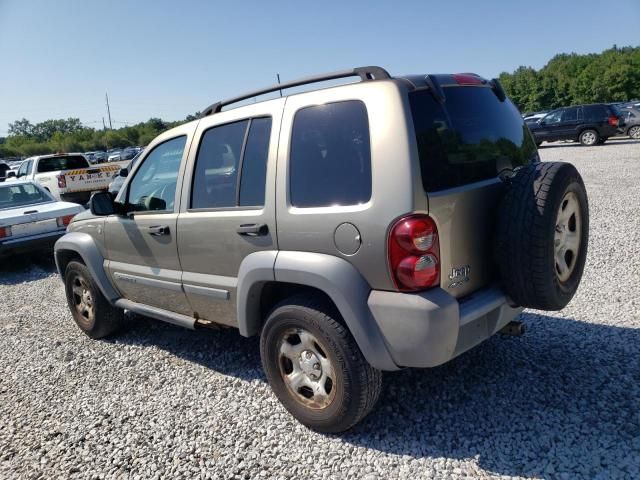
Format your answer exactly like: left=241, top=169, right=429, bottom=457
left=176, top=101, right=283, bottom=326
left=537, top=109, right=563, bottom=142
left=105, top=131, right=193, bottom=315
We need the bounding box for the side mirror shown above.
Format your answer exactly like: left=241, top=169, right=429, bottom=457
left=90, top=191, right=116, bottom=216
left=119, top=167, right=129, bottom=178
left=538, top=120, right=545, bottom=125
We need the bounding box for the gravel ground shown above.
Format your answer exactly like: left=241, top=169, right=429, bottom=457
left=1, top=139, right=639, bottom=479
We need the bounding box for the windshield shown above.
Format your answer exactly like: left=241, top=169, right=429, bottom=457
left=37, top=155, right=88, bottom=173
left=410, top=86, right=537, bottom=192
left=0, top=182, right=53, bottom=209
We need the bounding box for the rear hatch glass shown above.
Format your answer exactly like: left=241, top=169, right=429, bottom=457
left=409, top=86, right=536, bottom=192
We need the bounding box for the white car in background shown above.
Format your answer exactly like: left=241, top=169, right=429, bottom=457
left=0, top=181, right=84, bottom=257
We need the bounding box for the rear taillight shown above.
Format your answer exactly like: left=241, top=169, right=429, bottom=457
left=0, top=226, right=12, bottom=239
left=388, top=214, right=440, bottom=291
left=57, top=175, right=67, bottom=188
left=57, top=215, right=75, bottom=227
left=608, top=115, right=619, bottom=126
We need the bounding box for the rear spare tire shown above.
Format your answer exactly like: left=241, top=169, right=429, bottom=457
left=496, top=162, right=589, bottom=310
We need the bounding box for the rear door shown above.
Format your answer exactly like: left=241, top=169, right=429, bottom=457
left=105, top=127, right=194, bottom=314
left=408, top=83, right=537, bottom=298
left=558, top=106, right=581, bottom=140
left=176, top=100, right=283, bottom=326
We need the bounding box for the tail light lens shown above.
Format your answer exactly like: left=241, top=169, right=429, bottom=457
left=0, top=226, right=12, bottom=239
left=57, top=215, right=75, bottom=227
left=388, top=215, right=440, bottom=291
left=608, top=115, right=619, bottom=126
left=57, top=175, right=67, bottom=188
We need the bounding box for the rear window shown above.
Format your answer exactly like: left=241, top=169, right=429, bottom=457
left=410, top=86, right=536, bottom=192
left=0, top=183, right=52, bottom=209
left=289, top=101, right=371, bottom=207
left=37, top=155, right=88, bottom=173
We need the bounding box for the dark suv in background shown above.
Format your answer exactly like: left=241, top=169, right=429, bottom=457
left=528, top=103, right=623, bottom=146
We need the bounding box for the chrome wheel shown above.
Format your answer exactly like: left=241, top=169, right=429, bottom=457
left=278, top=328, right=336, bottom=409
left=554, top=191, right=581, bottom=282
left=580, top=131, right=597, bottom=146
left=629, top=126, right=640, bottom=139
left=71, top=275, right=95, bottom=324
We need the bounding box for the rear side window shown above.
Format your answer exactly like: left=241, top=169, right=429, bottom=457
left=37, top=155, right=88, bottom=173
left=289, top=101, right=371, bottom=208
left=191, top=117, right=272, bottom=209
left=583, top=105, right=607, bottom=121
left=410, top=87, right=536, bottom=192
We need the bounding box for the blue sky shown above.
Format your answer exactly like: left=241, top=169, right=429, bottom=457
left=0, top=0, right=638, bottom=136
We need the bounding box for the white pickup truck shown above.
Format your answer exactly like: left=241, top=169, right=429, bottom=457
left=12, top=153, right=125, bottom=204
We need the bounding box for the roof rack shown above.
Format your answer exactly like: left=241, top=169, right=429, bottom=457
left=200, top=66, right=391, bottom=117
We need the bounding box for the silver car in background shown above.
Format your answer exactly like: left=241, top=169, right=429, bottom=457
left=0, top=181, right=84, bottom=257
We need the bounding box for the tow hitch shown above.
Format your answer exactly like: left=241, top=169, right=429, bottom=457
left=499, top=320, right=526, bottom=336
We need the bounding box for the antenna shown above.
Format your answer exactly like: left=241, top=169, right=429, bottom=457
left=105, top=93, right=113, bottom=129
left=277, top=73, right=282, bottom=97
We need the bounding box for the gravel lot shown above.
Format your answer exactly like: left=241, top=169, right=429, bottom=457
left=1, top=139, right=639, bottom=479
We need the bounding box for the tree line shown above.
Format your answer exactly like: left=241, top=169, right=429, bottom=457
left=498, top=45, right=639, bottom=113
left=1, top=45, right=638, bottom=159
left=0, top=114, right=199, bottom=159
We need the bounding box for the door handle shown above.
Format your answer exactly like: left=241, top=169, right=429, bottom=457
left=236, top=223, right=268, bottom=236
left=148, top=225, right=170, bottom=236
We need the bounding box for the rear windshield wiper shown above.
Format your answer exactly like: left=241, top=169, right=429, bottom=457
left=424, top=74, right=446, bottom=104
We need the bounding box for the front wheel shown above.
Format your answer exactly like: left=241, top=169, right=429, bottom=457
left=64, top=261, right=124, bottom=338
left=260, top=295, right=382, bottom=433
left=628, top=125, right=640, bottom=139
left=579, top=129, right=599, bottom=146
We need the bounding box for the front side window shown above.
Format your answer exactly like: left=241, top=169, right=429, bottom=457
left=17, top=161, right=29, bottom=177
left=127, top=136, right=186, bottom=212
left=289, top=101, right=372, bottom=208
left=543, top=110, right=562, bottom=124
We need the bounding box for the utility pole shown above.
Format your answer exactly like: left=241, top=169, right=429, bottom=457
left=277, top=74, right=282, bottom=97
left=102, top=117, right=106, bottom=130
left=105, top=93, right=113, bottom=129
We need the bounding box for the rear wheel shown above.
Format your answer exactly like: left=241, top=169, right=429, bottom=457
left=496, top=162, right=589, bottom=310
left=260, top=294, right=382, bottom=433
left=628, top=125, right=640, bottom=139
left=579, top=129, right=599, bottom=146
left=64, top=261, right=124, bottom=338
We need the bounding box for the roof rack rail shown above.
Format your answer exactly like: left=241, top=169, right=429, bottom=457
left=200, top=66, right=391, bottom=117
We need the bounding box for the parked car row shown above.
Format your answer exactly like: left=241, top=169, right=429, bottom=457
left=83, top=147, right=144, bottom=164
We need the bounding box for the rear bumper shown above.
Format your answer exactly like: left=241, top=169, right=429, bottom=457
left=368, top=286, right=522, bottom=368
left=0, top=230, right=65, bottom=257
